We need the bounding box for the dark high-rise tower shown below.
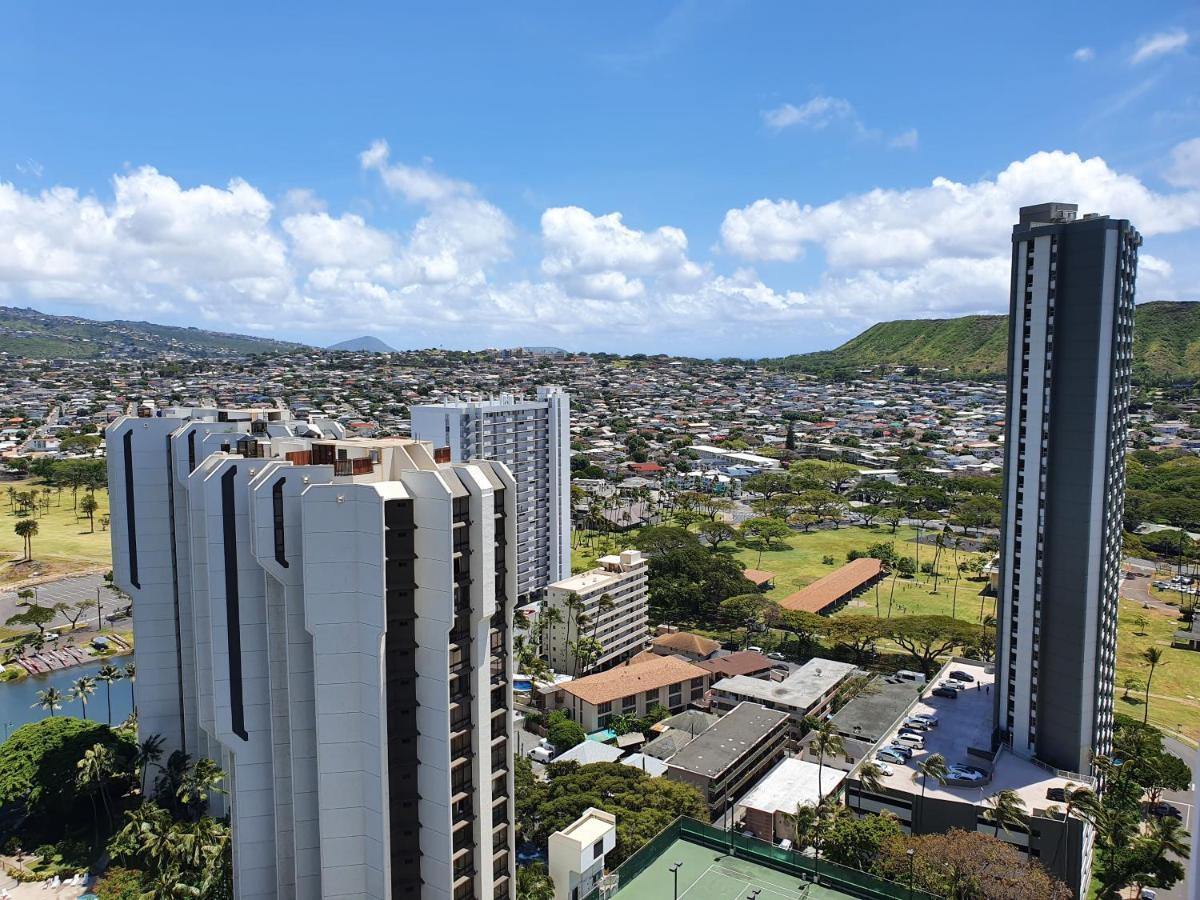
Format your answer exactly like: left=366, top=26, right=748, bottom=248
left=994, top=203, right=1141, bottom=774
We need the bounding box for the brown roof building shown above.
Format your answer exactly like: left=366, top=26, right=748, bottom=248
left=552, top=655, right=710, bottom=732
left=649, top=631, right=721, bottom=661
left=693, top=650, right=774, bottom=680
left=777, top=557, right=883, bottom=614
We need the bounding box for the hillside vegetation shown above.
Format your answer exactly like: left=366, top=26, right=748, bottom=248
left=0, top=305, right=305, bottom=359
left=769, top=301, right=1200, bottom=383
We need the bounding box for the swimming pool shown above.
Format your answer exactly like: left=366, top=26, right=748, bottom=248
left=513, top=679, right=534, bottom=692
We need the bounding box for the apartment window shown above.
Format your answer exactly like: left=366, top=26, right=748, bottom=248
left=592, top=840, right=603, bottom=860
left=598, top=701, right=612, bottom=714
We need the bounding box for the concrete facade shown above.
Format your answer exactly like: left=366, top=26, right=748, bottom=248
left=411, top=386, right=570, bottom=601
left=108, top=408, right=518, bottom=900
left=544, top=550, right=648, bottom=675
left=996, top=203, right=1141, bottom=774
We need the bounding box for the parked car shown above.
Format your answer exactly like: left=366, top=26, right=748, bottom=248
left=1150, top=802, right=1183, bottom=820
left=875, top=762, right=895, bottom=776
left=748, top=646, right=765, bottom=654
left=902, top=717, right=931, bottom=731
left=931, top=687, right=959, bottom=699
left=778, top=838, right=793, bottom=851
left=885, top=743, right=914, bottom=759
left=766, top=651, right=786, bottom=661
left=911, top=714, right=939, bottom=727
left=894, top=734, right=926, bottom=750
left=898, top=726, right=927, bottom=738
left=529, top=746, right=554, bottom=763
left=948, top=670, right=976, bottom=683
left=946, top=765, right=986, bottom=782
left=938, top=681, right=966, bottom=692
left=876, top=748, right=907, bottom=764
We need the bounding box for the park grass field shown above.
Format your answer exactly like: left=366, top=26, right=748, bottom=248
left=1112, top=596, right=1200, bottom=743
left=0, top=479, right=111, bottom=585
left=730, top=524, right=993, bottom=620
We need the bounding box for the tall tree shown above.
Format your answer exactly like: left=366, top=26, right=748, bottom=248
left=97, top=663, right=123, bottom=726
left=1141, top=647, right=1165, bottom=725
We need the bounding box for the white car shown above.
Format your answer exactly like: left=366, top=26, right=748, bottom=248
left=946, top=765, right=986, bottom=783
left=939, top=680, right=966, bottom=692
left=875, top=762, right=894, bottom=776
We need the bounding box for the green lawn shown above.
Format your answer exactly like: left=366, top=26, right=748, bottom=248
left=1113, top=597, right=1200, bottom=743
left=733, top=524, right=994, bottom=621
left=0, top=480, right=111, bottom=585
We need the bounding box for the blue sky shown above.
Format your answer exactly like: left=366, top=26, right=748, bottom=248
left=1, top=2, right=1198, bottom=356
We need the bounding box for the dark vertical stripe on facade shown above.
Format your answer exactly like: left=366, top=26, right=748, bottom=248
left=166, top=436, right=187, bottom=750
left=222, top=467, right=248, bottom=741
left=384, top=499, right=421, bottom=896
left=271, top=477, right=289, bottom=567
left=122, top=430, right=140, bottom=589
left=187, top=430, right=196, bottom=473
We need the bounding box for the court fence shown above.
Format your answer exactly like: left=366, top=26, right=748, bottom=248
left=581, top=816, right=943, bottom=900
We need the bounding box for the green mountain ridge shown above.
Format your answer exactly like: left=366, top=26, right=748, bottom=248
left=769, top=301, right=1200, bottom=383
left=0, top=305, right=307, bottom=359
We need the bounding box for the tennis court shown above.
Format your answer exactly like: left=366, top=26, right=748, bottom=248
left=616, top=835, right=856, bottom=900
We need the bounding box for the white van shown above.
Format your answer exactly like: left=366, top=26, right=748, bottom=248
left=894, top=733, right=925, bottom=750
left=895, top=669, right=927, bottom=685
left=529, top=746, right=554, bottom=763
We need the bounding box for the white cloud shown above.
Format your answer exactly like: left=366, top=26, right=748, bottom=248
left=721, top=149, right=1200, bottom=267
left=889, top=129, right=920, bottom=150
left=1072, top=47, right=1095, bottom=62
left=540, top=206, right=703, bottom=301
left=1165, top=137, right=1200, bottom=188
left=0, top=145, right=1196, bottom=354
left=1130, top=29, right=1189, bottom=65
left=763, top=96, right=857, bottom=132
left=15, top=159, right=43, bottom=178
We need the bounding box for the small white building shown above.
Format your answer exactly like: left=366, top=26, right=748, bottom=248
left=545, top=550, right=649, bottom=674
left=735, top=757, right=846, bottom=843
left=549, top=807, right=617, bottom=900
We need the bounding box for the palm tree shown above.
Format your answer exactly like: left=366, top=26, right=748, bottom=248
left=97, top=663, right=123, bottom=725
left=514, top=861, right=555, bottom=900
left=1048, top=784, right=1095, bottom=872
left=983, top=788, right=1027, bottom=839
left=70, top=676, right=97, bottom=720
left=124, top=661, right=137, bottom=712
left=854, top=760, right=886, bottom=814
left=1142, top=647, right=1165, bottom=724
left=915, top=753, right=949, bottom=831
left=33, top=686, right=63, bottom=717
left=178, top=757, right=227, bottom=821
left=786, top=801, right=819, bottom=853
left=14, top=518, right=38, bottom=561
left=563, top=593, right=584, bottom=667
left=592, top=593, right=615, bottom=641
left=811, top=719, right=846, bottom=802
left=135, top=734, right=166, bottom=796
left=76, top=742, right=116, bottom=829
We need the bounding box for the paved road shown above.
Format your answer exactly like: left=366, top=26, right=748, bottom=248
left=0, top=573, right=127, bottom=632
left=1150, top=737, right=1198, bottom=900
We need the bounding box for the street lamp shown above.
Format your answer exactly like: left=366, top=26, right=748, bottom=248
left=669, top=862, right=683, bottom=900
left=96, top=586, right=104, bottom=630
left=906, top=847, right=915, bottom=900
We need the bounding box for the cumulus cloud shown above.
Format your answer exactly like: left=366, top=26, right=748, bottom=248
left=1072, top=47, right=1095, bottom=62
left=0, top=144, right=1197, bottom=354
left=721, top=149, right=1200, bottom=267
left=540, top=206, right=704, bottom=300
left=1130, top=29, right=1189, bottom=65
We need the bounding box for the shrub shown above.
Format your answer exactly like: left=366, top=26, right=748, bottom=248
left=94, top=866, right=146, bottom=900
left=546, top=711, right=586, bottom=751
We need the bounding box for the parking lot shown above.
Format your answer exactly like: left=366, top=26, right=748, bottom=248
left=0, top=573, right=129, bottom=633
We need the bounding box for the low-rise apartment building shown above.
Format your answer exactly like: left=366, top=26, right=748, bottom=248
left=711, top=658, right=858, bottom=735
left=665, top=702, right=789, bottom=818
left=545, top=550, right=648, bottom=674
left=553, top=655, right=709, bottom=732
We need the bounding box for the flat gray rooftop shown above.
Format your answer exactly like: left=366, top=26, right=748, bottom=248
left=829, top=676, right=924, bottom=743
left=666, top=702, right=787, bottom=778
left=712, top=658, right=858, bottom=711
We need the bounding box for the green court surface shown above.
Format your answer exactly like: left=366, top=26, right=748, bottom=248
left=618, top=837, right=856, bottom=900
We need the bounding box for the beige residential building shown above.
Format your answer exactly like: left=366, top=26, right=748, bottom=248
left=553, top=655, right=709, bottom=732
left=545, top=550, right=648, bottom=675
left=548, top=807, right=617, bottom=900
